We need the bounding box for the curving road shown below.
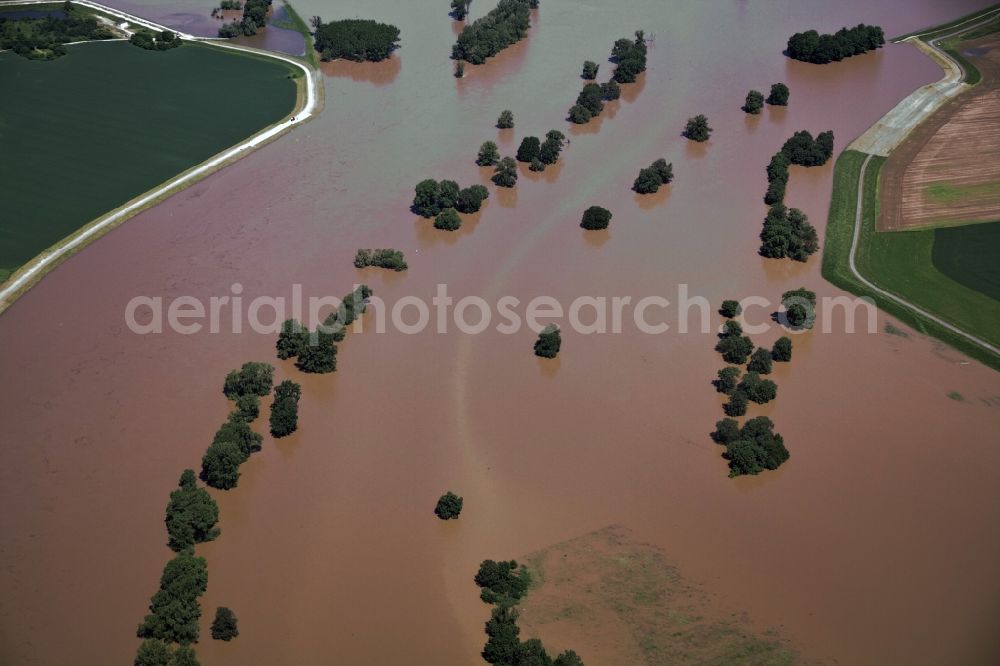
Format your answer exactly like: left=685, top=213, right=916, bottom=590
left=845, top=9, right=1000, bottom=359
left=0, top=0, right=319, bottom=312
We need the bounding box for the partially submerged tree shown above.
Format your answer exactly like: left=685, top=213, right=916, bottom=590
left=534, top=323, right=562, bottom=358
left=492, top=157, right=518, bottom=187
left=435, top=207, right=463, bottom=231
left=165, top=470, right=220, bottom=551
left=435, top=491, right=464, bottom=519
left=743, top=89, right=764, bottom=114
left=210, top=607, right=239, bottom=641
left=477, top=140, right=500, bottom=166
left=766, top=82, right=790, bottom=105
left=683, top=114, right=713, bottom=142
left=581, top=60, right=599, bottom=80
left=580, top=206, right=612, bottom=230
left=269, top=380, right=301, bottom=438
left=497, top=109, right=515, bottom=129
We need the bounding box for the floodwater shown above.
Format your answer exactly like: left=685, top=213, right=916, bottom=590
left=2, top=1, right=1000, bottom=665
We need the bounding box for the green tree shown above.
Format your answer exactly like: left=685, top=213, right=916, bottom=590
left=743, top=89, right=764, bottom=114
left=452, top=0, right=534, bottom=64
left=435, top=491, right=464, bottom=519
left=313, top=19, right=400, bottom=62
left=276, top=319, right=307, bottom=360
left=580, top=206, right=611, bottom=230
left=539, top=130, right=565, bottom=165
left=714, top=366, right=741, bottom=394
left=295, top=330, right=338, bottom=373
left=771, top=336, right=793, bottom=362
left=650, top=158, right=673, bottom=183
left=516, top=638, right=553, bottom=666
left=435, top=207, right=463, bottom=231
left=600, top=79, right=621, bottom=100
left=170, top=645, right=200, bottom=666
left=456, top=185, right=490, bottom=213
left=213, top=415, right=262, bottom=457
left=719, top=300, right=741, bottom=318
left=723, top=390, right=748, bottom=417
left=492, top=157, right=518, bottom=187
left=134, top=639, right=172, bottom=666
left=710, top=417, right=742, bottom=445
left=516, top=136, right=541, bottom=163
left=683, top=114, right=712, bottom=142
left=534, top=324, right=561, bottom=358
left=611, top=31, right=647, bottom=83
left=137, top=549, right=208, bottom=644
left=715, top=333, right=753, bottom=364
left=781, top=288, right=816, bottom=329
left=567, top=104, right=592, bottom=124
left=632, top=168, right=662, bottom=194
left=211, top=607, right=239, bottom=641
left=738, top=371, right=777, bottom=404
left=223, top=362, right=274, bottom=399
left=529, top=157, right=545, bottom=172
left=477, top=140, right=500, bottom=166
left=413, top=179, right=443, bottom=217
left=497, top=109, right=514, bottom=129
left=232, top=393, right=260, bottom=422
left=270, top=380, right=301, bottom=438
left=574, top=82, right=604, bottom=116
left=475, top=559, right=531, bottom=604
left=747, top=347, right=773, bottom=374
left=582, top=60, right=599, bottom=79
left=554, top=651, right=585, bottom=666
left=451, top=0, right=472, bottom=21
left=766, top=82, right=789, bottom=105
left=165, top=469, right=220, bottom=551
left=483, top=605, right=521, bottom=664
left=200, top=440, right=245, bottom=490
left=455, top=60, right=465, bottom=78
left=724, top=416, right=788, bottom=477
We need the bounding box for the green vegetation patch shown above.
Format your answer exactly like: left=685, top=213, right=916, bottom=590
left=923, top=181, right=1000, bottom=204
left=932, top=220, right=1000, bottom=302
left=820, top=150, right=1000, bottom=370
left=0, top=40, right=297, bottom=274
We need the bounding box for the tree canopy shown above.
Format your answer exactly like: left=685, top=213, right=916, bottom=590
left=759, top=204, right=819, bottom=262
left=355, top=248, right=408, bottom=271
left=719, top=300, right=742, bottom=318
left=772, top=336, right=793, bottom=362
left=787, top=24, right=884, bottom=64
left=453, top=0, right=536, bottom=64
left=516, top=136, right=541, bottom=163
left=435, top=491, right=464, bottom=519
left=632, top=159, right=673, bottom=194
left=314, top=19, right=400, bottom=61
left=492, top=157, right=518, bottom=187
left=211, top=607, right=239, bottom=641
left=435, top=208, right=463, bottom=231
left=533, top=324, right=561, bottom=358
left=475, top=559, right=531, bottom=604
left=497, top=109, right=515, bottom=129
left=683, top=115, right=712, bottom=142
left=743, top=89, right=764, bottom=114
left=137, top=549, right=208, bottom=644
left=611, top=31, right=648, bottom=83
left=767, top=82, right=790, bottom=105
left=270, top=380, right=301, bottom=438
left=477, top=140, right=501, bottom=166
left=165, top=469, right=220, bottom=551
left=580, top=206, right=611, bottom=230
left=223, top=362, right=274, bottom=399
left=721, top=416, right=789, bottom=476
left=582, top=60, right=599, bottom=80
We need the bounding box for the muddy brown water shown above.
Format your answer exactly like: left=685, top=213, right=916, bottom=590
left=2, top=1, right=1000, bottom=665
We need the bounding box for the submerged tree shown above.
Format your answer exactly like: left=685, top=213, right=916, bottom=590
left=497, top=109, right=515, bottom=129
left=767, top=82, right=790, bottom=105
left=210, top=607, right=239, bottom=641
left=580, top=206, right=612, bottom=230
left=492, top=157, right=518, bottom=187
left=719, top=300, right=742, bottom=318
left=581, top=60, right=599, bottom=80
left=477, top=140, right=501, bottom=166
left=772, top=336, right=793, bottom=362
left=533, top=323, right=562, bottom=358
left=683, top=114, right=713, bottom=142
left=516, top=136, right=541, bottom=163
left=269, top=380, right=301, bottom=438
left=434, top=491, right=464, bottom=519
left=165, top=469, right=220, bottom=551
left=435, top=207, right=463, bottom=231
left=743, top=89, right=764, bottom=114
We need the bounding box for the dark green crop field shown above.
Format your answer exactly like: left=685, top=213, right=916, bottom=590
left=933, top=220, right=1000, bottom=302
left=0, top=40, right=297, bottom=277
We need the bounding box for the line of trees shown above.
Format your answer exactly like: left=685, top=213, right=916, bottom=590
left=354, top=248, right=408, bottom=271
left=759, top=203, right=818, bottom=261
left=632, top=159, right=674, bottom=194
left=568, top=80, right=620, bottom=124
left=611, top=31, right=648, bottom=83
left=137, top=549, right=208, bottom=644
left=312, top=18, right=401, bottom=61
left=452, top=0, right=538, bottom=64
left=414, top=179, right=491, bottom=217
left=787, top=24, right=885, bottom=64
left=710, top=298, right=798, bottom=475
left=516, top=130, right=566, bottom=170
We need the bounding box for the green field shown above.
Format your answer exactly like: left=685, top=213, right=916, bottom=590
left=933, top=220, right=1000, bottom=302
left=0, top=40, right=298, bottom=277
left=821, top=150, right=1000, bottom=370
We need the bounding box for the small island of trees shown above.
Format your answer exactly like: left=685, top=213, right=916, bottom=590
left=497, top=109, right=514, bottom=129
left=533, top=324, right=562, bottom=358
left=743, top=89, right=764, bottom=114
left=435, top=491, right=464, bottom=519
left=683, top=114, right=712, bottom=142
left=786, top=24, right=885, bottom=64
left=632, top=159, right=673, bottom=194
left=766, top=83, right=790, bottom=106
left=759, top=204, right=818, bottom=261
left=211, top=607, right=239, bottom=641
left=580, top=206, right=611, bottom=230
left=781, top=288, right=816, bottom=330
left=711, top=416, right=789, bottom=477
left=492, top=157, right=518, bottom=187
left=452, top=0, right=538, bottom=64
left=414, top=179, right=490, bottom=217
left=312, top=18, right=401, bottom=61
left=354, top=248, right=408, bottom=271
left=270, top=380, right=301, bottom=438
left=611, top=31, right=648, bottom=83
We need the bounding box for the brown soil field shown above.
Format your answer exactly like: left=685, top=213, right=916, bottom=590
left=516, top=525, right=805, bottom=665
left=880, top=34, right=1000, bottom=231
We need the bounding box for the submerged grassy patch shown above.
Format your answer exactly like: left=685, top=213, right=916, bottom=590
left=0, top=40, right=297, bottom=274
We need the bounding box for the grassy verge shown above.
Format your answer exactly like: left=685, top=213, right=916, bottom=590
left=821, top=150, right=1000, bottom=370
left=278, top=1, right=316, bottom=67
left=892, top=4, right=1000, bottom=41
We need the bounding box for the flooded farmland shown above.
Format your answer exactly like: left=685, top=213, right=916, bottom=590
left=1, top=1, right=999, bottom=665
